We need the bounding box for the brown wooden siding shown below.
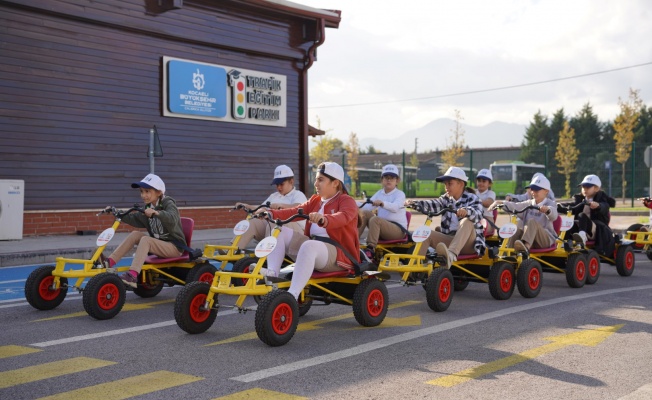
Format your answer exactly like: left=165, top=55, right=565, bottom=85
left=0, top=0, right=322, bottom=214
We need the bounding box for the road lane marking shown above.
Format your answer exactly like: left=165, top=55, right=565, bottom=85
left=427, top=324, right=624, bottom=387
left=32, top=299, right=176, bottom=321
left=38, top=370, right=203, bottom=400
left=0, top=357, right=116, bottom=389
left=213, top=388, right=307, bottom=399
left=230, top=284, right=652, bottom=383
left=204, top=300, right=421, bottom=346
left=0, top=345, right=42, bottom=359
left=619, top=383, right=652, bottom=399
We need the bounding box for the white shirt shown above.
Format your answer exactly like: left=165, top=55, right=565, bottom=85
left=359, top=187, right=408, bottom=229
left=264, top=187, right=308, bottom=228
left=476, top=189, right=496, bottom=221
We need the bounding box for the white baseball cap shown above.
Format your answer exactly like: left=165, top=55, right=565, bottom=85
left=476, top=168, right=493, bottom=182
left=526, top=174, right=551, bottom=191
left=579, top=174, right=602, bottom=188
left=132, top=173, right=165, bottom=194
left=436, top=166, right=468, bottom=182
left=271, top=165, right=294, bottom=185
left=381, top=164, right=400, bottom=178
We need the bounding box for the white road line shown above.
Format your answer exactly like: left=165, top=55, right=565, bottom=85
left=0, top=279, right=26, bottom=284
left=230, top=284, right=652, bottom=383
left=30, top=309, right=241, bottom=347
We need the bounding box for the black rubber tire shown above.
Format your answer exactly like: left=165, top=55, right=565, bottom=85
left=132, top=272, right=164, bottom=298
left=425, top=268, right=454, bottom=311
left=646, top=249, right=652, bottom=261
left=255, top=290, right=299, bottom=346
left=298, top=297, right=313, bottom=317
left=453, top=278, right=469, bottom=292
left=489, top=261, right=515, bottom=300
left=584, top=250, right=601, bottom=285
left=231, top=257, right=258, bottom=286
left=25, top=265, right=68, bottom=310
left=174, top=281, right=217, bottom=334
left=82, top=273, right=126, bottom=320
left=615, top=245, right=635, bottom=277
left=565, top=253, right=587, bottom=288
left=516, top=260, right=542, bottom=298
left=625, top=224, right=645, bottom=250
left=186, top=262, right=218, bottom=284
left=353, top=278, right=389, bottom=326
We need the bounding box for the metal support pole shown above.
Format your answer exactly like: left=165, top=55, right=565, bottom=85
left=149, top=127, right=155, bottom=174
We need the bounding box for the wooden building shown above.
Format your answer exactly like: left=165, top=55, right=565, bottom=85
left=0, top=0, right=340, bottom=236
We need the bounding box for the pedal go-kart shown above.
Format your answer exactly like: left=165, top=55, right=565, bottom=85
left=451, top=204, right=543, bottom=300
left=24, top=206, right=216, bottom=320
left=174, top=210, right=389, bottom=347
left=201, top=203, right=269, bottom=269
left=624, top=197, right=652, bottom=261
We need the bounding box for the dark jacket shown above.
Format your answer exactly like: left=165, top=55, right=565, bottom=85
left=561, top=190, right=615, bottom=225
left=121, top=196, right=186, bottom=250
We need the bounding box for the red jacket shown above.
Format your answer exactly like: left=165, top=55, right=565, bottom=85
left=269, top=192, right=360, bottom=272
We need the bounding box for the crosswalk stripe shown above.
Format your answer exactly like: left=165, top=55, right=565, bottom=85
left=0, top=357, right=116, bottom=389
left=38, top=370, right=204, bottom=400
left=0, top=345, right=42, bottom=359
left=213, top=388, right=307, bottom=399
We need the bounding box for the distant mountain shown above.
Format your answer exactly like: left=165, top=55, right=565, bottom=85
left=359, top=119, right=527, bottom=153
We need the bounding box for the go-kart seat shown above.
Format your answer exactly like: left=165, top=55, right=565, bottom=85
left=311, top=270, right=351, bottom=279
left=145, top=217, right=195, bottom=264
left=377, top=211, right=412, bottom=244
left=483, top=209, right=499, bottom=237
left=529, top=216, right=562, bottom=254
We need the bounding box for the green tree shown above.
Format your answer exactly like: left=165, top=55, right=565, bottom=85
left=613, top=88, right=643, bottom=202
left=521, top=110, right=550, bottom=166
left=547, top=108, right=567, bottom=194
left=440, top=109, right=465, bottom=172
left=555, top=121, right=580, bottom=197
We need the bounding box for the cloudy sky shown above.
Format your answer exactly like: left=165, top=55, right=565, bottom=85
left=295, top=0, right=652, bottom=146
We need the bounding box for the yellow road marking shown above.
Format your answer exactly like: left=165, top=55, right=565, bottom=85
left=33, top=299, right=175, bottom=321
left=0, top=345, right=42, bottom=359
left=205, top=300, right=421, bottom=346
left=38, top=371, right=203, bottom=400
left=427, top=324, right=624, bottom=387
left=0, top=357, right=116, bottom=389
left=213, top=388, right=307, bottom=399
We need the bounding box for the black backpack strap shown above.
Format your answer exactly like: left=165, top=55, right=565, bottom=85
left=389, top=221, right=412, bottom=241
left=311, top=236, right=362, bottom=275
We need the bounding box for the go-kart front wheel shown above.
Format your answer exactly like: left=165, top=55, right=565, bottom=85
left=174, top=281, right=217, bottom=334
left=231, top=257, right=258, bottom=286
left=585, top=250, right=601, bottom=285
left=82, top=273, right=126, bottom=320
left=353, top=278, right=389, bottom=326
left=133, top=271, right=164, bottom=298
left=186, top=262, right=218, bottom=284
left=425, top=268, right=454, bottom=312
left=489, top=261, right=515, bottom=300
left=255, top=289, right=299, bottom=346
left=565, top=253, right=587, bottom=288
left=25, top=265, right=68, bottom=310
left=615, top=245, right=635, bottom=276
left=516, top=259, right=542, bottom=298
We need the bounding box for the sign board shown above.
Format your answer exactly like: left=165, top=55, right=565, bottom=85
left=162, top=56, right=287, bottom=127
left=644, top=145, right=652, bottom=168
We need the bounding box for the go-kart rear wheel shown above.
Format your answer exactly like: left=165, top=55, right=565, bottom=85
left=516, top=260, right=542, bottom=298
left=82, top=273, right=126, bottom=320
left=133, top=272, right=164, bottom=298
left=174, top=281, right=217, bottom=334
left=453, top=278, right=469, bottom=292
left=646, top=249, right=652, bottom=261
left=489, top=261, right=515, bottom=300
left=615, top=245, right=635, bottom=276
left=425, top=268, right=454, bottom=311
left=231, top=257, right=258, bottom=286
left=625, top=223, right=645, bottom=250
left=255, top=289, right=299, bottom=346
left=585, top=250, right=601, bottom=285
left=565, top=253, right=587, bottom=288
left=298, top=296, right=312, bottom=317
left=186, top=262, right=217, bottom=284
left=25, top=265, right=68, bottom=310
left=353, top=278, right=389, bottom=326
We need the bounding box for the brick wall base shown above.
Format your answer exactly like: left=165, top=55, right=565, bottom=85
left=23, top=207, right=245, bottom=236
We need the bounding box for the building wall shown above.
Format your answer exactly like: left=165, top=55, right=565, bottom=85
left=0, top=0, right=327, bottom=235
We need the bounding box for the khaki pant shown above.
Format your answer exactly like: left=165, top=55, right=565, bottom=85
left=237, top=218, right=304, bottom=250
left=359, top=210, right=405, bottom=247
left=108, top=231, right=182, bottom=273
left=507, top=219, right=554, bottom=249
left=418, top=218, right=477, bottom=257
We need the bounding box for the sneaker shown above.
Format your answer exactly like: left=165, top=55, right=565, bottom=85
left=362, top=247, right=375, bottom=262
left=119, top=271, right=138, bottom=288
left=514, top=240, right=529, bottom=255
left=572, top=231, right=587, bottom=246
left=436, top=243, right=455, bottom=269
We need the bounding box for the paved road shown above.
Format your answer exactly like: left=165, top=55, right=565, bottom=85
left=1, top=252, right=651, bottom=399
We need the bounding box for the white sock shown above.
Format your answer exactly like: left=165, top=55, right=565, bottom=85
left=288, top=240, right=329, bottom=298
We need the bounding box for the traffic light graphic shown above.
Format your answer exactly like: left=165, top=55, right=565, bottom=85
left=228, top=69, right=246, bottom=119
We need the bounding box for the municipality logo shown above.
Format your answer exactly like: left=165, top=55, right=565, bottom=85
left=192, top=69, right=205, bottom=90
